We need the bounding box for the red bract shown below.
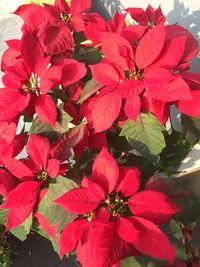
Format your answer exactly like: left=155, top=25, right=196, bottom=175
left=85, top=21, right=199, bottom=132
left=1, top=32, right=61, bottom=126
left=44, top=0, right=91, bottom=32
left=0, top=135, right=61, bottom=230
left=1, top=31, right=86, bottom=127
left=55, top=148, right=180, bottom=266
left=126, top=4, right=165, bottom=27
left=14, top=4, right=74, bottom=55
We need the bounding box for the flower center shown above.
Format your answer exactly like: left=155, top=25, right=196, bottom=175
left=128, top=70, right=142, bottom=80
left=84, top=212, right=95, bottom=222
left=36, top=169, right=48, bottom=182
left=21, top=73, right=40, bottom=95
left=103, top=193, right=130, bottom=217
left=60, top=12, right=71, bottom=22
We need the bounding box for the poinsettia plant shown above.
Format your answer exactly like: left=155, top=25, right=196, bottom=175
left=0, top=0, right=200, bottom=266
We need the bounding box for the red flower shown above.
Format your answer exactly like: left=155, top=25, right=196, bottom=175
left=14, top=4, right=74, bottom=55
left=126, top=4, right=165, bottom=27
left=1, top=31, right=86, bottom=127
left=1, top=135, right=61, bottom=230
left=44, top=0, right=91, bottom=32
left=55, top=148, right=180, bottom=266
left=86, top=22, right=198, bottom=132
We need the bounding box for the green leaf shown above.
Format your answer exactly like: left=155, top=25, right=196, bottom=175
left=72, top=46, right=102, bottom=65
left=181, top=114, right=200, bottom=146
left=10, top=213, right=32, bottom=241
left=78, top=78, right=100, bottom=103
left=29, top=108, right=72, bottom=141
left=121, top=257, right=145, bottom=267
left=120, top=113, right=166, bottom=162
left=0, top=209, right=8, bottom=225
left=37, top=176, right=78, bottom=231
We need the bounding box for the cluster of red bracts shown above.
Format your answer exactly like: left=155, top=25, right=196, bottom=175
left=0, top=1, right=199, bottom=266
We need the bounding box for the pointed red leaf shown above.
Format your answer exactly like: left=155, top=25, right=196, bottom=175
left=60, top=220, right=87, bottom=256
left=35, top=94, right=57, bottom=127
left=61, top=59, right=87, bottom=88
left=90, top=63, right=122, bottom=86
left=177, top=89, right=200, bottom=117
left=21, top=31, right=44, bottom=73
left=136, top=23, right=166, bottom=69
left=124, top=95, right=141, bottom=121
left=149, top=34, right=188, bottom=69
left=146, top=75, right=191, bottom=102
left=34, top=212, right=58, bottom=240
left=55, top=188, right=100, bottom=214
left=70, top=0, right=91, bottom=14
left=126, top=8, right=148, bottom=24
left=26, top=135, right=50, bottom=168
left=92, top=92, right=122, bottom=132
left=0, top=169, right=16, bottom=197
left=131, top=217, right=176, bottom=262
left=37, top=22, right=74, bottom=55
left=2, top=157, right=34, bottom=180
left=1, top=181, right=40, bottom=230
left=70, top=14, right=85, bottom=32
left=77, top=221, right=123, bottom=267
left=14, top=4, right=50, bottom=30
left=0, top=89, right=30, bottom=120
left=92, top=148, right=119, bottom=194
left=0, top=122, right=16, bottom=145
left=116, top=166, right=141, bottom=196
left=46, top=159, right=60, bottom=178
left=39, top=65, right=62, bottom=94
left=121, top=25, right=146, bottom=44
left=128, top=190, right=181, bottom=224
left=117, top=217, right=138, bottom=244
left=100, top=32, right=134, bottom=70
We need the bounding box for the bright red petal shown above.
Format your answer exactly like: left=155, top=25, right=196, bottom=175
left=0, top=89, right=30, bottom=120
left=39, top=65, right=62, bottom=94
left=116, top=166, right=141, bottom=196
left=2, top=157, right=34, bottom=180
left=92, top=148, right=119, bottom=194
left=100, top=32, right=134, bottom=70
left=1, top=181, right=40, bottom=231
left=90, top=63, right=121, bottom=86
left=77, top=221, right=123, bottom=267
left=46, top=159, right=60, bottom=178
left=146, top=75, right=191, bottom=102
left=117, top=217, right=138, bottom=244
left=130, top=217, right=176, bottom=262
left=14, top=4, right=50, bottom=30
left=70, top=0, right=91, bottom=14
left=70, top=14, right=84, bottom=32
left=60, top=219, right=87, bottom=256
left=0, top=169, right=16, bottom=197
left=0, top=122, right=16, bottom=145
left=26, top=135, right=50, bottom=168
left=124, top=95, right=141, bottom=121
left=126, top=8, right=148, bottom=24
left=21, top=31, right=44, bottom=73
left=37, top=22, right=74, bottom=55
left=177, top=89, right=200, bottom=117
left=136, top=23, right=166, bottom=69
left=61, top=59, right=87, bottom=88
left=128, top=190, right=181, bottom=224
left=35, top=95, right=57, bottom=127
left=149, top=34, right=187, bottom=69
left=92, top=92, right=122, bottom=132
left=34, top=212, right=58, bottom=240
left=55, top=188, right=100, bottom=214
